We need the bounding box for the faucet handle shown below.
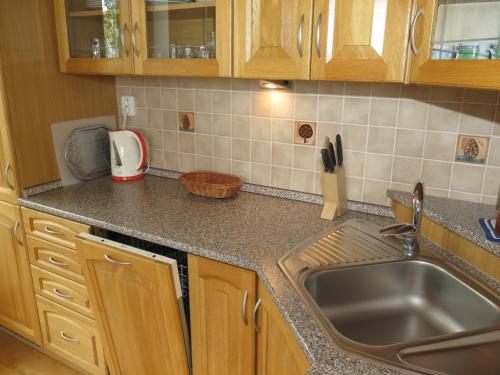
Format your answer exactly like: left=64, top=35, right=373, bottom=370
left=379, top=223, right=417, bottom=238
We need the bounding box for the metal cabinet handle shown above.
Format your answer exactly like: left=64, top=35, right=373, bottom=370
left=53, top=288, right=73, bottom=299
left=44, top=226, right=64, bottom=236
left=253, top=298, right=262, bottom=333
left=48, top=257, right=69, bottom=268
left=410, top=8, right=424, bottom=55
left=104, top=254, right=131, bottom=265
left=13, top=220, right=22, bottom=245
left=4, top=162, right=14, bottom=189
left=60, top=331, right=79, bottom=343
left=131, top=22, right=140, bottom=57
left=297, top=14, right=305, bottom=58
left=315, top=13, right=322, bottom=58
left=241, top=291, right=248, bottom=325
left=121, top=23, right=130, bottom=57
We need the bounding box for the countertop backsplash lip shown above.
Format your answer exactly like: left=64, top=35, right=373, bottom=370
left=18, top=175, right=499, bottom=374
left=388, top=189, right=500, bottom=257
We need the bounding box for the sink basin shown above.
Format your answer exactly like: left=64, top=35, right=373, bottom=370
left=304, top=260, right=500, bottom=346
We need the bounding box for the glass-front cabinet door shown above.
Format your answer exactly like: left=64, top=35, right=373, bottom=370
left=54, top=0, right=134, bottom=74
left=131, top=0, right=231, bottom=76
left=409, top=0, right=500, bottom=88
left=310, top=0, right=413, bottom=82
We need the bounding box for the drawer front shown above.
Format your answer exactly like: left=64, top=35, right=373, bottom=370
left=22, top=207, right=89, bottom=249
left=31, top=266, right=94, bottom=319
left=27, top=235, right=85, bottom=284
left=36, top=295, right=105, bottom=375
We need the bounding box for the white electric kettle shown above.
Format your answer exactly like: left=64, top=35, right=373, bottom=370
left=109, top=130, right=147, bottom=181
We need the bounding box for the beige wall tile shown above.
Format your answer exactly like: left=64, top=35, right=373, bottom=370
left=232, top=79, right=252, bottom=91
left=295, top=95, right=318, bottom=121
left=160, top=77, right=177, bottom=88
left=251, top=164, right=271, bottom=186
left=251, top=141, right=271, bottom=164
left=130, top=108, right=147, bottom=128
left=251, top=117, right=271, bottom=141
left=232, top=116, right=251, bottom=139
left=483, top=167, right=500, bottom=196
left=213, top=91, right=231, bottom=114
left=346, top=177, right=363, bottom=201
left=316, top=122, right=342, bottom=145
left=450, top=164, right=485, bottom=193
left=390, top=182, right=413, bottom=193
left=367, top=127, right=395, bottom=154
left=463, top=89, right=498, bottom=104
left=401, top=85, right=430, bottom=100
left=195, top=113, right=212, bottom=134
left=343, top=98, right=369, bottom=124
left=343, top=151, right=365, bottom=177
left=232, top=160, right=251, bottom=182
left=424, top=132, right=457, bottom=161
left=196, top=156, right=213, bottom=170
left=488, top=137, right=500, bottom=167
left=293, top=145, right=316, bottom=170
left=364, top=154, right=392, bottom=180
left=116, top=76, right=131, bottom=86
left=392, top=157, right=421, bottom=184
left=295, top=81, right=319, bottom=94
left=163, top=110, right=178, bottom=130
left=149, top=149, right=164, bottom=169
left=147, top=129, right=164, bottom=149
left=318, top=96, right=343, bottom=122
left=177, top=78, right=195, bottom=89
left=164, top=131, right=179, bottom=151
left=319, top=82, right=344, bottom=95
left=426, top=187, right=448, bottom=198
left=449, top=191, right=480, bottom=203
left=422, top=160, right=452, bottom=189
left=144, top=77, right=160, bottom=87
left=370, top=99, right=398, bottom=127
left=213, top=136, right=231, bottom=158
left=161, top=88, right=177, bottom=110
left=214, top=158, right=231, bottom=174
left=146, top=88, right=161, bottom=108
left=292, top=169, right=314, bottom=193
left=232, top=92, right=251, bottom=115
left=232, top=139, right=250, bottom=161
left=394, top=129, right=425, bottom=158
left=427, top=102, right=460, bottom=131
left=252, top=92, right=272, bottom=117
left=213, top=114, right=231, bottom=136
left=272, top=143, right=293, bottom=167
left=345, top=82, right=371, bottom=96
left=363, top=179, right=390, bottom=206
left=147, top=109, right=162, bottom=129
left=271, top=166, right=291, bottom=189
left=177, top=89, right=195, bottom=111
left=397, top=100, right=428, bottom=129
left=272, top=93, right=294, bottom=119
left=131, top=76, right=144, bottom=87
left=272, top=119, right=294, bottom=143
left=131, top=87, right=146, bottom=107
left=179, top=133, right=195, bottom=153
left=481, top=195, right=497, bottom=205
left=430, top=87, right=463, bottom=102
left=459, top=104, right=495, bottom=135
left=179, top=153, right=195, bottom=172
left=195, top=91, right=212, bottom=113
left=342, top=125, right=367, bottom=151
left=371, top=83, right=401, bottom=98
left=196, top=134, right=212, bottom=156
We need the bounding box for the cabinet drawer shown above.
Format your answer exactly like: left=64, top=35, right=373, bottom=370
left=36, top=295, right=105, bottom=375
left=22, top=207, right=89, bottom=249
left=31, top=266, right=94, bottom=319
left=27, top=235, right=85, bottom=284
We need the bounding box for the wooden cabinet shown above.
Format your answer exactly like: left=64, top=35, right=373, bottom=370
left=255, top=280, right=309, bottom=375
left=189, top=255, right=309, bottom=375
left=54, top=0, right=232, bottom=77
left=0, top=201, right=41, bottom=345
left=189, top=255, right=257, bottom=375
left=234, top=0, right=313, bottom=80
left=409, top=0, right=500, bottom=89
left=311, top=0, right=413, bottom=82
left=76, top=233, right=190, bottom=375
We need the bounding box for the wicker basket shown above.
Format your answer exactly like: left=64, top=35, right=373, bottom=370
left=179, top=171, right=242, bottom=198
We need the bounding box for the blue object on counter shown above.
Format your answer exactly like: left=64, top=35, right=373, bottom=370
left=479, top=218, right=500, bottom=242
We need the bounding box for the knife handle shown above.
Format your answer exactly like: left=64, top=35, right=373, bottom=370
left=321, top=149, right=330, bottom=173
left=328, top=142, right=336, bottom=171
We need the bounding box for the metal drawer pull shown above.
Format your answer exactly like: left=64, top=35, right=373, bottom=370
left=104, top=254, right=131, bottom=265
left=53, top=288, right=73, bottom=299
left=410, top=8, right=424, bottom=55
left=315, top=13, right=322, bottom=57
left=48, top=257, right=69, bottom=268
left=44, top=226, right=64, bottom=236
left=131, top=22, right=140, bottom=57
left=241, top=291, right=248, bottom=325
left=253, top=298, right=262, bottom=333
left=60, top=331, right=79, bottom=343
left=121, top=23, right=129, bottom=57
left=4, top=162, right=14, bottom=189
left=297, top=14, right=305, bottom=58
left=13, top=220, right=23, bottom=245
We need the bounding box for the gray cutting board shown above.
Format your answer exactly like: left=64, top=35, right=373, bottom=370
left=52, top=116, right=116, bottom=186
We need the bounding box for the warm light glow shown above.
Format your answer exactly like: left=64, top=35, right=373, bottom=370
left=264, top=83, right=279, bottom=89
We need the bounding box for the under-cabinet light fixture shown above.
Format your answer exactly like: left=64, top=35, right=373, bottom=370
left=259, top=80, right=292, bottom=90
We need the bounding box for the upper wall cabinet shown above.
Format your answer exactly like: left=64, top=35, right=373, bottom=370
left=409, top=0, right=500, bottom=89
left=54, top=0, right=232, bottom=77
left=311, top=0, right=413, bottom=82
left=233, top=0, right=314, bottom=80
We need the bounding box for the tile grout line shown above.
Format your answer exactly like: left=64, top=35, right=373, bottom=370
left=388, top=84, right=403, bottom=192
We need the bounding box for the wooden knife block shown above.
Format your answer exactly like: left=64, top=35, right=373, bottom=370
left=320, top=166, right=347, bottom=220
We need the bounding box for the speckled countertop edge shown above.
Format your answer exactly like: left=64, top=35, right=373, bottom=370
left=17, top=177, right=499, bottom=375
left=388, top=190, right=500, bottom=257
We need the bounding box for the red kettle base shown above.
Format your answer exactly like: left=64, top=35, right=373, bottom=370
left=111, top=174, right=145, bottom=182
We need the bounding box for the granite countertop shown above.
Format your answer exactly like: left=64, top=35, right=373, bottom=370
left=388, top=190, right=500, bottom=257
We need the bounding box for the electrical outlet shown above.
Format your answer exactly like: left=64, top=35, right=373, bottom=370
left=121, top=96, right=136, bottom=117
left=294, top=121, right=316, bottom=145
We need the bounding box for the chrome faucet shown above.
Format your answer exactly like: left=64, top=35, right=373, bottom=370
left=380, top=182, right=424, bottom=257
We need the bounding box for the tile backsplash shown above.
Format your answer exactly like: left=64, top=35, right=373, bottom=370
left=115, top=76, right=500, bottom=207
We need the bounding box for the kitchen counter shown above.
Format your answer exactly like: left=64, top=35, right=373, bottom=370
left=18, top=176, right=496, bottom=375
left=388, top=190, right=500, bottom=257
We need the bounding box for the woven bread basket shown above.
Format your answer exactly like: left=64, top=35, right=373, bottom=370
left=179, top=171, right=242, bottom=198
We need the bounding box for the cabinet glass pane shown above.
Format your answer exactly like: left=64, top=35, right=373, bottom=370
left=432, top=0, right=500, bottom=60
left=65, top=0, right=123, bottom=59
left=146, top=0, right=216, bottom=59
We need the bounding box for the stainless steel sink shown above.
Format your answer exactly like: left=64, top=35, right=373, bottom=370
left=304, top=260, right=500, bottom=347
left=279, top=220, right=500, bottom=374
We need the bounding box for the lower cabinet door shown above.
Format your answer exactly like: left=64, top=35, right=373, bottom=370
left=75, top=233, right=190, bottom=375
left=188, top=255, right=257, bottom=375
left=256, top=280, right=309, bottom=375
left=36, top=295, right=106, bottom=375
left=0, top=201, right=41, bottom=344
